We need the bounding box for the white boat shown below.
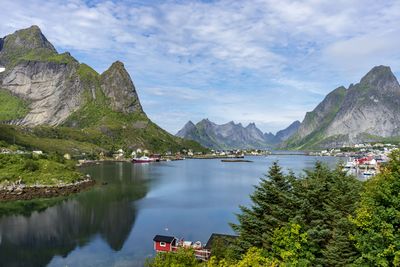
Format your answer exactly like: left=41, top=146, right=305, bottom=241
left=132, top=156, right=156, bottom=163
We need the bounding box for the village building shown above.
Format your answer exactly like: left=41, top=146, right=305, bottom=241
left=153, top=235, right=177, bottom=252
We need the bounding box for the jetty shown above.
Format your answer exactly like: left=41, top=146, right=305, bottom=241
left=221, top=159, right=253, bottom=162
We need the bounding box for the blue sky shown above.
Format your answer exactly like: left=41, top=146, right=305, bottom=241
left=1, top=0, right=400, bottom=134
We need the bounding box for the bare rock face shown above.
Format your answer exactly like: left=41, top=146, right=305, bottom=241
left=325, top=66, right=400, bottom=141
left=100, top=61, right=143, bottom=114
left=1, top=60, right=83, bottom=126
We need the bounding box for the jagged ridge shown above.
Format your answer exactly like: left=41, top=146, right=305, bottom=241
left=176, top=119, right=299, bottom=149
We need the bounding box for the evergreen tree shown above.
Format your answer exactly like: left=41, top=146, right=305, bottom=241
left=231, top=162, right=297, bottom=253
left=295, top=162, right=361, bottom=266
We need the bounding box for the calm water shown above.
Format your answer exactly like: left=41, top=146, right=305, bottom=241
left=0, top=155, right=339, bottom=267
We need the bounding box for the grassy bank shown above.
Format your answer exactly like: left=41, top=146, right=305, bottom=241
left=0, top=154, right=82, bottom=186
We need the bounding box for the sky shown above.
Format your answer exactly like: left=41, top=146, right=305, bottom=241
left=0, top=0, right=399, bottom=134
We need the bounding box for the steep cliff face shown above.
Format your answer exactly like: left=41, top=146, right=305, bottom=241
left=1, top=60, right=83, bottom=126
left=100, top=61, right=143, bottom=114
left=0, top=26, right=85, bottom=126
left=325, top=66, right=400, bottom=141
left=285, top=65, right=400, bottom=149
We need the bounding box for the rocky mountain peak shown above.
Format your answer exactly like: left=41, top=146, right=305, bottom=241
left=246, top=122, right=257, bottom=129
left=186, top=120, right=195, bottom=127
left=100, top=61, right=143, bottom=114
left=359, top=65, right=398, bottom=90
left=0, top=25, right=57, bottom=65
left=176, top=121, right=196, bottom=137
left=199, top=118, right=213, bottom=125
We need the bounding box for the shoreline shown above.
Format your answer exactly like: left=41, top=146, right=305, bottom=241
left=0, top=178, right=95, bottom=202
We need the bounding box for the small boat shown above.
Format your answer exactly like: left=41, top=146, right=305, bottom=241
left=363, top=170, right=376, bottom=177
left=132, top=156, right=156, bottom=163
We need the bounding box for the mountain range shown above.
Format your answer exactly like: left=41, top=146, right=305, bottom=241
left=284, top=65, right=400, bottom=149
left=1, top=26, right=399, bottom=153
left=0, top=25, right=205, bottom=154
left=177, top=66, right=400, bottom=150
left=176, top=119, right=300, bottom=149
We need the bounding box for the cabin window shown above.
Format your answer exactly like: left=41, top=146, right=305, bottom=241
left=160, top=242, right=166, bottom=247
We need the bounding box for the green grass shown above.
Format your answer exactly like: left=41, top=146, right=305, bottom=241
left=0, top=154, right=82, bottom=186
left=0, top=89, right=29, bottom=121
left=18, top=51, right=77, bottom=65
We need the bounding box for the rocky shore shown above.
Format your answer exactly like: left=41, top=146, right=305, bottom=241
left=0, top=178, right=95, bottom=201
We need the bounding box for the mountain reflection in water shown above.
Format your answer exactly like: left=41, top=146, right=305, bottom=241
left=0, top=162, right=150, bottom=267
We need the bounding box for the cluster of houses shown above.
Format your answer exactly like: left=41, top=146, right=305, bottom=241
left=309, top=143, right=398, bottom=157
left=307, top=143, right=400, bottom=178
left=208, top=149, right=268, bottom=157
left=0, top=148, right=44, bottom=156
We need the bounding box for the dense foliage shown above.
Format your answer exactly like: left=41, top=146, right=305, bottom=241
left=230, top=161, right=362, bottom=266
left=351, top=150, right=400, bottom=266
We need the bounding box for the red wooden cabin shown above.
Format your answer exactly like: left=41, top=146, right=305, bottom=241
left=153, top=235, right=177, bottom=252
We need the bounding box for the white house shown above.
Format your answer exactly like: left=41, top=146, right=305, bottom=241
left=0, top=66, right=5, bottom=73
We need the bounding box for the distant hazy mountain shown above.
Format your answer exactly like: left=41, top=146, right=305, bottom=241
left=176, top=119, right=299, bottom=149
left=284, top=65, right=400, bottom=149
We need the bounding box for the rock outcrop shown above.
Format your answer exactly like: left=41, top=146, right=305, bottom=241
left=100, top=61, right=143, bottom=114
left=0, top=25, right=57, bottom=66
